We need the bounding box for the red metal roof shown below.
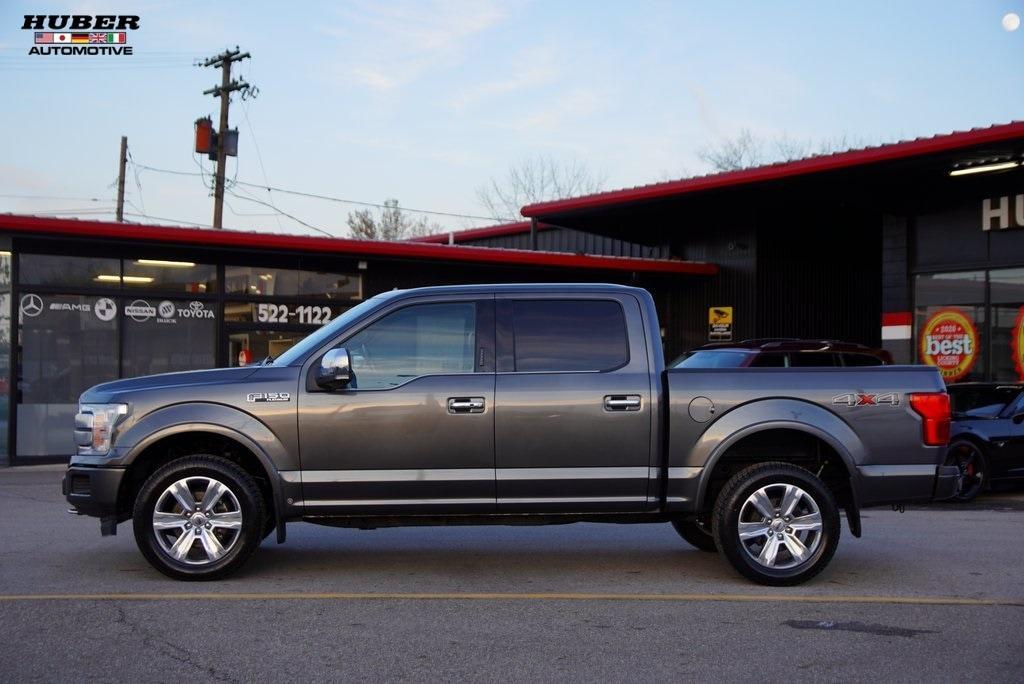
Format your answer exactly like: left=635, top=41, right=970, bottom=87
left=408, top=221, right=555, bottom=244
left=522, top=121, right=1024, bottom=218
left=0, top=213, right=717, bottom=276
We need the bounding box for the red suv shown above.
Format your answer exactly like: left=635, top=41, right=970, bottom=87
left=672, top=339, right=893, bottom=369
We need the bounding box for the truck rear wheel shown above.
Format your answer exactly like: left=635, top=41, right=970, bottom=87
left=712, top=462, right=840, bottom=586
left=671, top=518, right=718, bottom=552
left=132, top=455, right=265, bottom=581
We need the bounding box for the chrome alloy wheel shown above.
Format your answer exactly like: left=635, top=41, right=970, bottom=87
left=152, top=476, right=243, bottom=565
left=737, top=483, right=823, bottom=570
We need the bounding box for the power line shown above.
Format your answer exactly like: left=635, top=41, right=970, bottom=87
left=240, top=98, right=283, bottom=231
left=0, top=193, right=111, bottom=202
left=129, top=161, right=517, bottom=222
left=226, top=188, right=334, bottom=237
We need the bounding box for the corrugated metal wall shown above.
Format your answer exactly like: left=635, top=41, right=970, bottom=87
left=459, top=226, right=671, bottom=258
left=755, top=210, right=882, bottom=347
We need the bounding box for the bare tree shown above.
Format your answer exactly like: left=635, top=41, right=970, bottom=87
left=346, top=199, right=440, bottom=240
left=698, top=129, right=866, bottom=172
left=476, top=156, right=605, bottom=220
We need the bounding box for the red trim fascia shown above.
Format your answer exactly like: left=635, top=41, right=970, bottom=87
left=0, top=214, right=717, bottom=275
left=882, top=312, right=912, bottom=326
left=522, top=122, right=1024, bottom=217
left=409, top=221, right=547, bottom=244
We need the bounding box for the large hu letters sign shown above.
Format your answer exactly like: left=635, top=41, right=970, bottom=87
left=982, top=194, right=1024, bottom=231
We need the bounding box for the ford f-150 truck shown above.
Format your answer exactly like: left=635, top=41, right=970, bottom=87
left=63, top=284, right=958, bottom=585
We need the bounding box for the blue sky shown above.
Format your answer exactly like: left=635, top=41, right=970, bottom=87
left=1, top=1, right=1023, bottom=235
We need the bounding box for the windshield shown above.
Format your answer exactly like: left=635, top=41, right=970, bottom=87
left=674, top=350, right=752, bottom=368
left=272, top=292, right=397, bottom=366
left=948, top=386, right=1022, bottom=419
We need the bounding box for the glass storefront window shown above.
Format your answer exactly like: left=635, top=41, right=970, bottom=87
left=19, top=254, right=121, bottom=288
left=297, top=271, right=362, bottom=300
left=914, top=272, right=986, bottom=383
left=123, top=259, right=218, bottom=293
left=229, top=330, right=306, bottom=367
left=122, top=298, right=217, bottom=377
left=17, top=293, right=119, bottom=457
left=990, top=268, right=1024, bottom=381
left=0, top=247, right=10, bottom=464
left=224, top=266, right=298, bottom=297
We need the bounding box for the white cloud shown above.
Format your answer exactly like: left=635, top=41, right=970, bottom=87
left=449, top=45, right=560, bottom=110
left=322, top=0, right=511, bottom=92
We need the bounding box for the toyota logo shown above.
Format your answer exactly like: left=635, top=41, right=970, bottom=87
left=19, top=294, right=43, bottom=317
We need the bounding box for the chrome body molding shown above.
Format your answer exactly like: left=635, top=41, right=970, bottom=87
left=858, top=465, right=937, bottom=477
left=297, top=496, right=650, bottom=507
left=283, top=467, right=666, bottom=484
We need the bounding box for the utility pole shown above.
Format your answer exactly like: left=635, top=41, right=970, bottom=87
left=201, top=47, right=250, bottom=229
left=115, top=135, right=127, bottom=222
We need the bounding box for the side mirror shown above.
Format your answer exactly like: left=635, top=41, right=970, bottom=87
left=316, top=348, right=352, bottom=390
left=1013, top=412, right=1024, bottom=425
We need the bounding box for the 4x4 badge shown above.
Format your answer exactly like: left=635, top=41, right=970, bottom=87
left=832, top=392, right=900, bottom=407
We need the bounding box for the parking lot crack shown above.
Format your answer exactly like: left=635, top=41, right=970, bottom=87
left=783, top=619, right=937, bottom=638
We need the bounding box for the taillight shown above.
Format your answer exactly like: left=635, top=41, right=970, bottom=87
left=909, top=392, right=950, bottom=446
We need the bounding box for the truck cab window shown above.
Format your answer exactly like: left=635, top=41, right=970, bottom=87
left=511, top=300, right=628, bottom=372
left=343, top=302, right=476, bottom=389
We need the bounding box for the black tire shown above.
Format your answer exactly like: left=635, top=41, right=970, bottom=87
left=712, top=462, right=841, bottom=586
left=944, top=439, right=988, bottom=503
left=132, top=455, right=265, bottom=581
left=671, top=518, right=718, bottom=552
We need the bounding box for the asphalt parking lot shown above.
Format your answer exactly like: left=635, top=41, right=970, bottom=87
left=1, top=466, right=1022, bottom=682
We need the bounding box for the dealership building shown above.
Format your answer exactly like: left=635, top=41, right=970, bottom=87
left=3, top=121, right=1024, bottom=464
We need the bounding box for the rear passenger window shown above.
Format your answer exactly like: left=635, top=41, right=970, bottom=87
left=841, top=353, right=883, bottom=367
left=512, top=300, right=628, bottom=372
left=750, top=353, right=786, bottom=367
left=788, top=353, right=839, bottom=367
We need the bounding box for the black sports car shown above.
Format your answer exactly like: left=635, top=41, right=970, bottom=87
left=946, top=383, right=1024, bottom=501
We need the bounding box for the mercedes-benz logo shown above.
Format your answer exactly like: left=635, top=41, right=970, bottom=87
left=20, top=294, right=43, bottom=318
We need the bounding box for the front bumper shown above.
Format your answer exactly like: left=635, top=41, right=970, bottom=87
left=62, top=465, right=125, bottom=518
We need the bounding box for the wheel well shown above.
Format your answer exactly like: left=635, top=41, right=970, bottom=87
left=700, top=428, right=855, bottom=517
left=117, top=432, right=276, bottom=522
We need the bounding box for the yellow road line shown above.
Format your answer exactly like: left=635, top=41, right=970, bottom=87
left=0, top=592, right=1020, bottom=607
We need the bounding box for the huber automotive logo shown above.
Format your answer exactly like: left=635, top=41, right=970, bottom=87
left=22, top=14, right=138, bottom=57
left=919, top=308, right=978, bottom=383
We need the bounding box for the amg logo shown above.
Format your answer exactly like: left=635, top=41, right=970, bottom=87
left=832, top=392, right=900, bottom=407
left=246, top=392, right=291, bottom=403
left=21, top=15, right=140, bottom=30
left=49, top=302, right=91, bottom=312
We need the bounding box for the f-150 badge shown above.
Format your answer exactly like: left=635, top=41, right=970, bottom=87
left=246, top=392, right=291, bottom=403
left=832, top=392, right=900, bottom=407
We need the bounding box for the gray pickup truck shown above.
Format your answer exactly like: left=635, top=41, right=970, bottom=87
left=64, top=284, right=958, bottom=585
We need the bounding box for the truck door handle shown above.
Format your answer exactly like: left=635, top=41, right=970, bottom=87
left=448, top=397, right=485, bottom=414
left=604, top=395, right=641, bottom=411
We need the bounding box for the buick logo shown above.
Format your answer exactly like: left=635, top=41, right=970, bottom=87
left=19, top=294, right=42, bottom=317
left=158, top=300, right=175, bottom=319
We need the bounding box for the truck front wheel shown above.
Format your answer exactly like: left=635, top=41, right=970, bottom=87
left=712, top=462, right=840, bottom=586
left=132, top=455, right=266, bottom=581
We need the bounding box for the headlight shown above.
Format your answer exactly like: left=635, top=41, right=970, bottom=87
left=75, top=404, right=128, bottom=454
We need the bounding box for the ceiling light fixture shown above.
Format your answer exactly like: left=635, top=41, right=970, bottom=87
left=135, top=259, right=196, bottom=268
left=95, top=275, right=155, bottom=283
left=949, top=161, right=1020, bottom=177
